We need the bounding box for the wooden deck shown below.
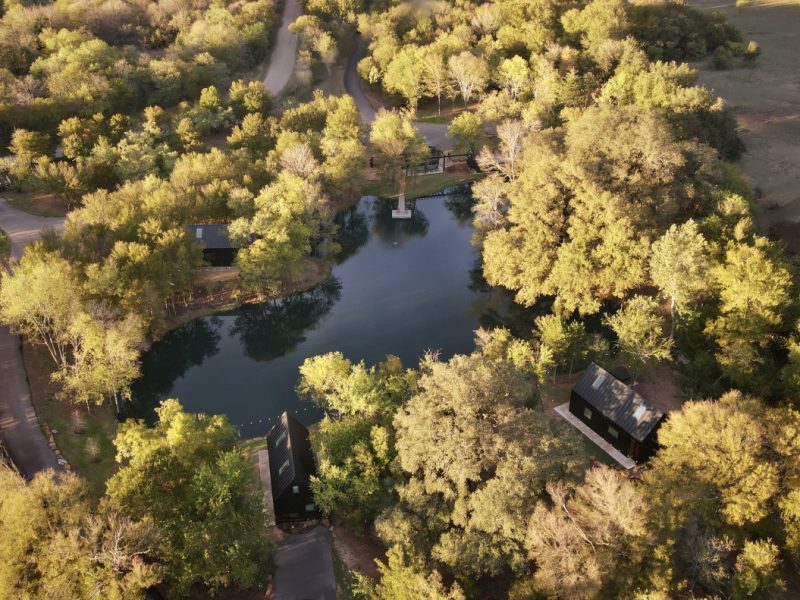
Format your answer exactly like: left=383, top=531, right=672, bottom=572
left=554, top=403, right=635, bottom=470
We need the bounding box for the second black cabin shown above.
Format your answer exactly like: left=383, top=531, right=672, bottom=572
left=188, top=224, right=237, bottom=266
left=266, top=412, right=318, bottom=521
left=569, top=363, right=665, bottom=463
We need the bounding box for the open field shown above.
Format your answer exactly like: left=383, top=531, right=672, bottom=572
left=689, top=0, right=800, bottom=248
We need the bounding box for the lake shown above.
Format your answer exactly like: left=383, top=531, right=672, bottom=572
left=130, top=190, right=539, bottom=437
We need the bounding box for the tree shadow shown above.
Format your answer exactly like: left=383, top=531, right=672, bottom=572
left=128, top=317, right=223, bottom=421
left=229, top=277, right=343, bottom=361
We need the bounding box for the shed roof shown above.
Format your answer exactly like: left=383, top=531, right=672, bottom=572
left=187, top=224, right=234, bottom=250
left=573, top=363, right=664, bottom=442
left=266, top=412, right=316, bottom=499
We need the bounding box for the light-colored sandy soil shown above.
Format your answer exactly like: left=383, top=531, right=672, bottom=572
left=688, top=0, right=800, bottom=247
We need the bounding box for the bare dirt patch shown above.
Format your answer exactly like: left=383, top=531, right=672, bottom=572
left=330, top=518, right=386, bottom=581
left=688, top=0, right=800, bottom=242
left=633, top=363, right=684, bottom=413
left=3, top=191, right=68, bottom=217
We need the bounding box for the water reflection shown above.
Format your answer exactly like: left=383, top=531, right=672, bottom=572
left=129, top=318, right=222, bottom=417
left=230, top=278, right=342, bottom=361
left=369, top=197, right=429, bottom=245
left=131, top=191, right=540, bottom=436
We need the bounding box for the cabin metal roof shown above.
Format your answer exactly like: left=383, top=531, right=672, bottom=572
left=187, top=224, right=234, bottom=250
left=573, top=363, right=664, bottom=442
left=266, top=412, right=316, bottom=499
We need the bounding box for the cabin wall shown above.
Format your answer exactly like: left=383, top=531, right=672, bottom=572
left=569, top=392, right=637, bottom=459
left=274, top=480, right=317, bottom=521
left=202, top=248, right=237, bottom=267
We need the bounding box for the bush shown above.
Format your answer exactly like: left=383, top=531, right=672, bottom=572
left=711, top=46, right=735, bottom=70
left=744, top=40, right=761, bottom=63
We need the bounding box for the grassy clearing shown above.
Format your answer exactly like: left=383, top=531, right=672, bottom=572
left=22, top=340, right=118, bottom=499
left=3, top=191, right=68, bottom=217
left=361, top=171, right=483, bottom=200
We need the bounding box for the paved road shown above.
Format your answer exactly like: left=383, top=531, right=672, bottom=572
left=345, top=38, right=453, bottom=150
left=0, top=197, right=65, bottom=477
left=262, top=0, right=301, bottom=95
left=274, top=525, right=336, bottom=600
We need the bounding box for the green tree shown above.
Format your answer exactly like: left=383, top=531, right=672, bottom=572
left=383, top=46, right=427, bottom=110
left=362, top=546, right=465, bottom=600
left=705, top=238, right=792, bottom=387
left=650, top=220, right=708, bottom=338
left=447, top=52, right=489, bottom=106
left=0, top=247, right=82, bottom=367
left=605, top=295, right=672, bottom=377
left=106, top=400, right=271, bottom=597
left=369, top=109, right=428, bottom=194
left=228, top=80, right=272, bottom=118
left=447, top=112, right=487, bottom=154
left=0, top=468, right=161, bottom=600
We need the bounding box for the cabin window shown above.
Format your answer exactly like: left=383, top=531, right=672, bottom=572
left=305, top=504, right=315, bottom=512
left=274, top=431, right=287, bottom=448
left=583, top=407, right=592, bottom=420
left=195, top=228, right=203, bottom=239
left=292, top=485, right=300, bottom=494
left=608, top=426, right=619, bottom=439
left=278, top=459, right=290, bottom=476
left=632, top=405, right=647, bottom=421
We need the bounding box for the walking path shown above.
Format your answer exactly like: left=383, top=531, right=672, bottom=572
left=0, top=197, right=65, bottom=477
left=262, top=0, right=302, bottom=95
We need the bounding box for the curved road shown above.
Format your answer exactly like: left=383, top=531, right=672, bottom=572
left=343, top=39, right=454, bottom=149
left=262, top=0, right=302, bottom=95
left=0, top=198, right=65, bottom=477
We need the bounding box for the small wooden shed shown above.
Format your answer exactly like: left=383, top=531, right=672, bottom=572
left=569, top=363, right=665, bottom=463
left=266, top=412, right=318, bottom=521
left=188, top=224, right=237, bottom=266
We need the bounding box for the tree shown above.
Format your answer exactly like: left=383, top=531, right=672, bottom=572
left=605, top=295, right=672, bottom=377
left=383, top=46, right=427, bottom=110
left=54, top=313, right=144, bottom=413
left=9, top=129, right=53, bottom=162
left=422, top=49, right=450, bottom=115
left=229, top=80, right=272, bottom=118
left=535, top=314, right=588, bottom=380
left=448, top=52, right=489, bottom=106
left=227, top=113, right=276, bottom=155
left=650, top=220, right=708, bottom=337
left=447, top=112, right=487, bottom=154
left=0, top=247, right=82, bottom=367
left=526, top=466, right=649, bottom=599
left=0, top=468, right=161, bottom=600
left=297, top=352, right=415, bottom=416
left=705, top=238, right=791, bottom=387
left=377, top=345, right=585, bottom=580
left=361, top=546, right=465, bottom=600
left=477, top=119, right=527, bottom=180
left=369, top=109, right=428, bottom=193
left=106, top=400, right=271, bottom=597
left=497, top=55, right=530, bottom=99
left=730, top=540, right=784, bottom=599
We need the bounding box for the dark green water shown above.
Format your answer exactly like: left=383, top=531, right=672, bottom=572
left=130, top=191, right=538, bottom=436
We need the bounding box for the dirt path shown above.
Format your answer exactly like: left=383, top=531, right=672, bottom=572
left=688, top=0, right=800, bottom=239
left=262, top=0, right=301, bottom=95
left=0, top=198, right=65, bottom=477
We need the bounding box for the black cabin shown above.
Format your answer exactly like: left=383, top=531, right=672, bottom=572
left=266, top=412, right=318, bottom=521
left=188, top=224, right=237, bottom=266
left=569, top=363, right=665, bottom=463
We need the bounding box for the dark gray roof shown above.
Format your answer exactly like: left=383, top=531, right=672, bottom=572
left=266, top=412, right=315, bottom=498
left=573, top=363, right=664, bottom=442
left=187, top=224, right=234, bottom=250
